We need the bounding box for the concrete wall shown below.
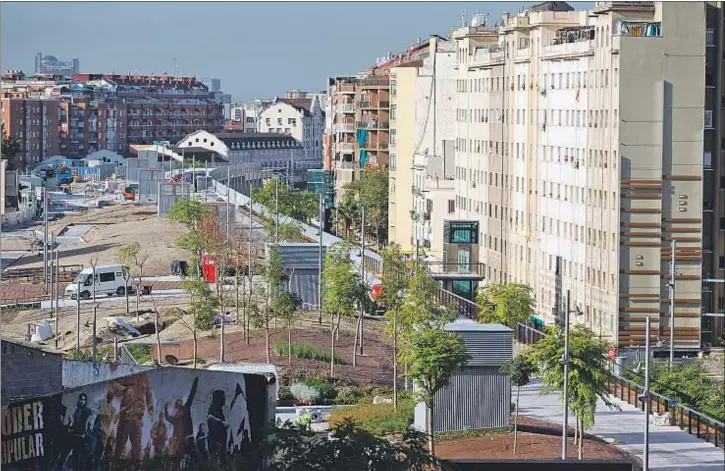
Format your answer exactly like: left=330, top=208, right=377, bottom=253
left=61, top=360, right=155, bottom=389
left=157, top=182, right=192, bottom=218
left=1, top=339, right=63, bottom=403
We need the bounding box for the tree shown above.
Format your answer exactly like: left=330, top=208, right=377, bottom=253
left=273, top=291, right=302, bottom=365
left=252, top=177, right=318, bottom=223
left=322, top=241, right=365, bottom=377
left=527, top=324, right=617, bottom=459
left=380, top=244, right=414, bottom=410
left=1, top=122, right=23, bottom=168
left=500, top=353, right=536, bottom=454
left=340, top=168, right=389, bottom=247
left=407, top=327, right=470, bottom=456
left=117, top=244, right=139, bottom=319
left=119, top=242, right=150, bottom=322
left=177, top=279, right=216, bottom=368
left=262, top=419, right=437, bottom=471
left=167, top=199, right=211, bottom=277
left=475, top=283, right=535, bottom=328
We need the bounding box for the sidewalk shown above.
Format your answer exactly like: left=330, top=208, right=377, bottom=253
left=517, top=379, right=725, bottom=470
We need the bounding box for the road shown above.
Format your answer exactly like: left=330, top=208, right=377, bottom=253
left=518, top=378, right=725, bottom=470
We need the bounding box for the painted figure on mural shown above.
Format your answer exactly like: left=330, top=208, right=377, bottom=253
left=196, top=423, right=209, bottom=461
left=97, top=392, right=118, bottom=460
left=108, top=373, right=154, bottom=460
left=70, top=393, right=93, bottom=470
left=149, top=411, right=168, bottom=458
left=165, top=377, right=200, bottom=467
left=207, top=389, right=230, bottom=464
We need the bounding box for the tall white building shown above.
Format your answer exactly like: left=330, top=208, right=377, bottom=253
left=259, top=96, right=325, bottom=164
left=452, top=1, right=705, bottom=353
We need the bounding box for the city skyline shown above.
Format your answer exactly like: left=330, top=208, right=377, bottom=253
left=1, top=1, right=591, bottom=101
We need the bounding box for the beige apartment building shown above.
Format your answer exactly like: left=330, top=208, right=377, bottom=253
left=452, top=1, right=705, bottom=352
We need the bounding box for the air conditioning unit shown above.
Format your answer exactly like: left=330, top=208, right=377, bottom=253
left=635, top=261, right=644, bottom=267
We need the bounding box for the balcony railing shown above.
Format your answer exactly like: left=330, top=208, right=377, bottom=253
left=335, top=123, right=354, bottom=133
left=427, top=261, right=485, bottom=277
left=379, top=101, right=390, bottom=108
left=357, top=121, right=378, bottom=129
left=335, top=142, right=354, bottom=152
left=337, top=104, right=355, bottom=113
left=335, top=160, right=356, bottom=170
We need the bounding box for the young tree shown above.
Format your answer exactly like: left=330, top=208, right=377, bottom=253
left=476, top=283, right=535, bottom=328
left=147, top=295, right=164, bottom=365
left=408, top=327, right=470, bottom=456
left=252, top=177, right=318, bottom=223
left=167, top=199, right=210, bottom=276
left=128, top=243, right=150, bottom=322
left=273, top=291, right=302, bottom=365
left=117, top=244, right=139, bottom=319
left=322, top=242, right=365, bottom=377
left=380, top=244, right=412, bottom=410
left=1, top=122, right=23, bottom=168
left=178, top=279, right=216, bottom=368
left=500, top=353, right=536, bottom=454
left=340, top=168, right=389, bottom=247
left=527, top=324, right=617, bottom=459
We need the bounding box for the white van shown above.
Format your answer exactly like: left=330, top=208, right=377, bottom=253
left=65, top=265, right=132, bottom=300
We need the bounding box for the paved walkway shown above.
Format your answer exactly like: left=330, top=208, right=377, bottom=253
left=518, top=379, right=725, bottom=470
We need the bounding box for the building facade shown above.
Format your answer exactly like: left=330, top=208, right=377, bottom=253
left=452, top=1, right=705, bottom=352
left=258, top=96, right=325, bottom=164
left=34, top=53, right=79, bottom=77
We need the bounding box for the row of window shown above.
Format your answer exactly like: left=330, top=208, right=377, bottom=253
left=455, top=106, right=617, bottom=129
left=456, top=67, right=619, bottom=94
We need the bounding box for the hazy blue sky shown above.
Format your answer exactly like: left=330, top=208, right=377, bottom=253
left=1, top=1, right=591, bottom=101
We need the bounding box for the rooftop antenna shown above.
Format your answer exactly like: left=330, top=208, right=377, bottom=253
left=461, top=8, right=467, bottom=28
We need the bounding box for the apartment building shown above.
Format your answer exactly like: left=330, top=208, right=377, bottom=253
left=702, top=2, right=725, bottom=347
left=258, top=95, right=325, bottom=164
left=1, top=97, right=61, bottom=166
left=2, top=71, right=224, bottom=160
left=453, top=1, right=705, bottom=352
left=388, top=36, right=458, bottom=255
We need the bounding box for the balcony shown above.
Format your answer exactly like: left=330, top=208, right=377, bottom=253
left=616, top=20, right=661, bottom=37
left=359, top=78, right=389, bottom=88
left=335, top=142, right=354, bottom=152
left=357, top=120, right=378, bottom=129
left=427, top=261, right=486, bottom=278
left=337, top=103, right=355, bottom=113
left=380, top=121, right=389, bottom=129
left=338, top=85, right=356, bottom=94
left=336, top=160, right=356, bottom=170
left=379, top=101, right=390, bottom=108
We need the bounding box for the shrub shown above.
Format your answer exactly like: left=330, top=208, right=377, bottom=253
left=328, top=402, right=414, bottom=437
left=301, top=377, right=338, bottom=401
left=335, top=385, right=364, bottom=405
left=126, top=344, right=152, bottom=364
left=290, top=382, right=321, bottom=404
left=272, top=341, right=345, bottom=364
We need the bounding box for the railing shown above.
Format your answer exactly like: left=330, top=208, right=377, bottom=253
left=337, top=104, right=355, bottom=113
left=2, top=264, right=84, bottom=284
left=436, top=287, right=479, bottom=319
left=513, top=321, right=725, bottom=449
left=427, top=261, right=485, bottom=276
left=607, top=375, right=724, bottom=449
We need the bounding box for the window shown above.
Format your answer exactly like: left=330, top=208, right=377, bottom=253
left=448, top=199, right=455, bottom=214
left=705, top=110, right=714, bottom=129
left=707, top=28, right=715, bottom=47
left=99, top=272, right=115, bottom=283
left=288, top=118, right=297, bottom=126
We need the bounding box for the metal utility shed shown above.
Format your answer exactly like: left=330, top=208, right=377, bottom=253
left=414, top=319, right=513, bottom=433
left=264, top=243, right=327, bottom=309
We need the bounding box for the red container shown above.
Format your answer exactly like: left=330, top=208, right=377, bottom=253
left=202, top=255, right=217, bottom=283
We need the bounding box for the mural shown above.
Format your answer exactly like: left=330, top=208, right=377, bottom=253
left=2, top=369, right=268, bottom=471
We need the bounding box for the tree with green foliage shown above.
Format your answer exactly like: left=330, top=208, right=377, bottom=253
left=178, top=279, right=216, bottom=368
left=273, top=291, right=302, bottom=366
left=263, top=419, right=437, bottom=471
left=476, top=283, right=535, bottom=328
left=116, top=242, right=149, bottom=322
left=407, top=327, right=470, bottom=456
left=527, top=324, right=616, bottom=459
left=252, top=176, right=318, bottom=223
left=340, top=168, right=389, bottom=247
left=1, top=122, right=23, bottom=168
left=167, top=199, right=211, bottom=276
left=322, top=242, right=365, bottom=377
left=380, top=244, right=409, bottom=410
left=500, top=353, right=536, bottom=454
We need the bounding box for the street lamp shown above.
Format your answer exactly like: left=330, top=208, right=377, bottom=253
left=559, top=289, right=583, bottom=460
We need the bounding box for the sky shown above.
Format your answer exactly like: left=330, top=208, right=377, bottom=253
left=1, top=1, right=592, bottom=102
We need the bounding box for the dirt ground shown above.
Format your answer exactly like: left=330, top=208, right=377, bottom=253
left=0, top=293, right=191, bottom=352
left=436, top=416, right=641, bottom=467
left=156, top=315, right=396, bottom=385
left=3, top=204, right=188, bottom=276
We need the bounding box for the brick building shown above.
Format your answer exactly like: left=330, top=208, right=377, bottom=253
left=1, top=97, right=61, bottom=166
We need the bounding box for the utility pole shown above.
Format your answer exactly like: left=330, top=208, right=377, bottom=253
left=642, top=315, right=652, bottom=471
left=54, top=249, right=60, bottom=348
left=275, top=176, right=279, bottom=244
left=92, top=304, right=98, bottom=363
left=43, top=187, right=49, bottom=293
left=669, top=239, right=676, bottom=368
left=562, top=289, right=571, bottom=460
left=76, top=279, right=81, bottom=350
left=359, top=206, right=366, bottom=356
left=318, top=190, right=324, bottom=325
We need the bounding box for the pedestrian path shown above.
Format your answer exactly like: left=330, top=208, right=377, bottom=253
left=517, top=379, right=725, bottom=470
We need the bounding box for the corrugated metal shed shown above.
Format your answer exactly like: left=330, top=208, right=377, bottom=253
left=414, top=319, right=513, bottom=433
left=265, top=243, right=327, bottom=309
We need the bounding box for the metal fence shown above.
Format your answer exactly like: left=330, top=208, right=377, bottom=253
left=436, top=288, right=479, bottom=318
left=513, top=322, right=725, bottom=449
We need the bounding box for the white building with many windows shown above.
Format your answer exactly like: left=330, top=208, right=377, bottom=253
left=452, top=1, right=705, bottom=352
left=258, top=96, right=325, bottom=164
